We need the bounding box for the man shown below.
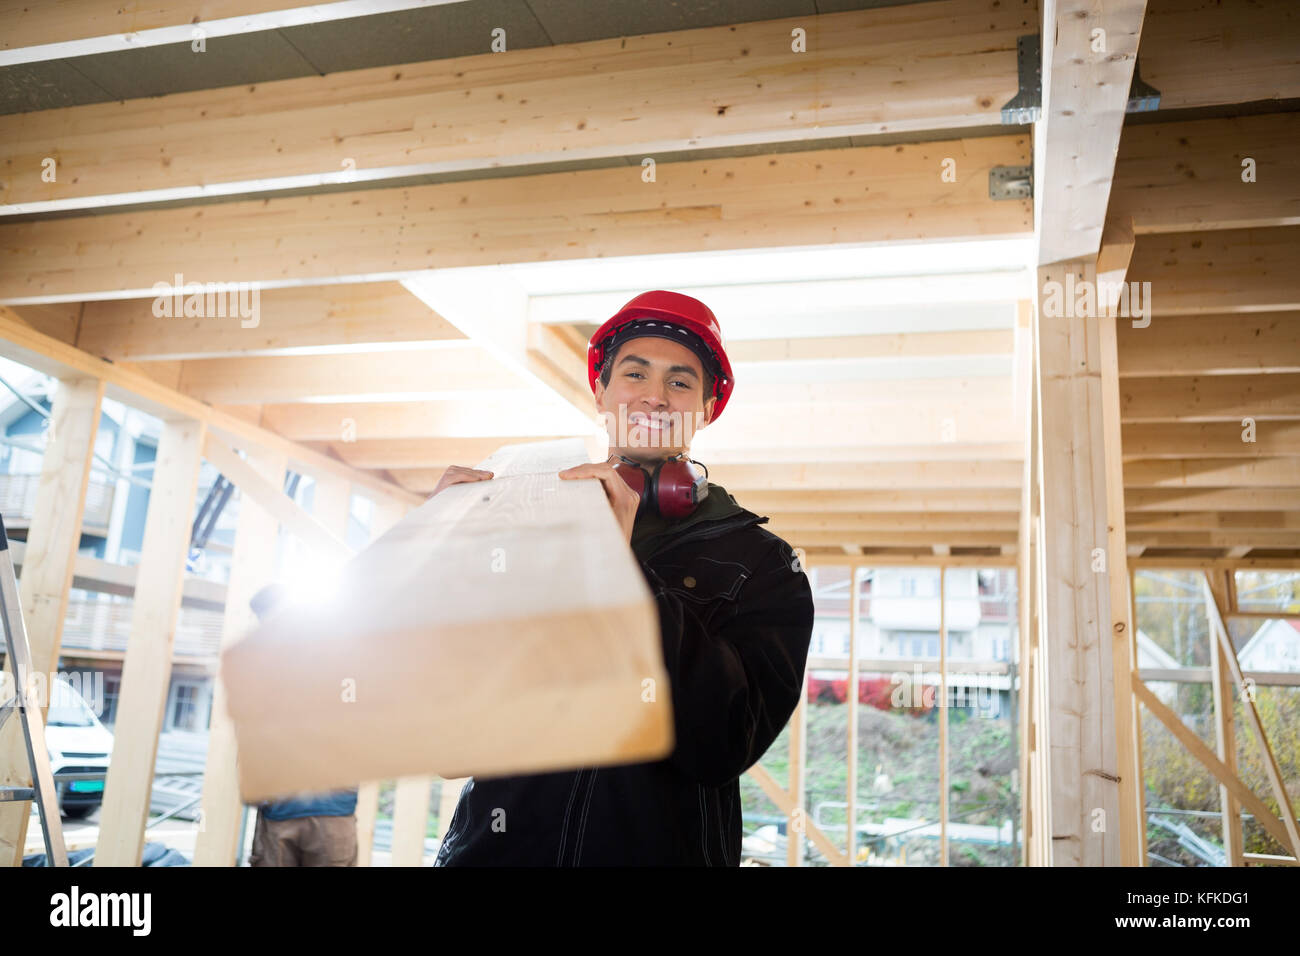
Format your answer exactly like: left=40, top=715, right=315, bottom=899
left=433, top=290, right=814, bottom=866
left=246, top=582, right=360, bottom=867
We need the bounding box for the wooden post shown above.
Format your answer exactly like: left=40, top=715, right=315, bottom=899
left=95, top=418, right=206, bottom=866
left=1098, top=308, right=1145, bottom=867
left=786, top=676, right=807, bottom=867
left=356, top=496, right=409, bottom=866
left=193, top=446, right=287, bottom=866
left=846, top=566, right=859, bottom=864
left=1205, top=570, right=1245, bottom=866
left=0, top=376, right=104, bottom=867
left=939, top=566, right=948, bottom=866
left=1034, top=261, right=1122, bottom=865
left=1129, top=568, right=1149, bottom=866
left=390, top=776, right=432, bottom=867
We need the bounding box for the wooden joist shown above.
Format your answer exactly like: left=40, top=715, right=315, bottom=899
left=75, top=282, right=465, bottom=361
left=1117, top=312, right=1300, bottom=376
left=220, top=439, right=672, bottom=799
left=1120, top=373, right=1300, bottom=422
left=0, top=305, right=421, bottom=506
left=1111, top=113, right=1300, bottom=235
left=0, top=0, right=1027, bottom=213
left=0, top=134, right=1032, bottom=301
left=1138, top=0, right=1300, bottom=111
left=1121, top=422, right=1300, bottom=459
left=1127, top=227, right=1300, bottom=315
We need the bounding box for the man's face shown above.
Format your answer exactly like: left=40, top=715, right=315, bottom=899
left=594, top=335, right=716, bottom=464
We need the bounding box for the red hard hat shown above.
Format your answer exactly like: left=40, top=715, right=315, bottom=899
left=587, top=290, right=735, bottom=422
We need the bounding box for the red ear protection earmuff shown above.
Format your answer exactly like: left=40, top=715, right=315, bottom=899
left=612, top=454, right=709, bottom=519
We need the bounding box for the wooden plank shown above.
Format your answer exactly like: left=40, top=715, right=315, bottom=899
left=0, top=305, right=421, bottom=505
left=390, top=776, right=432, bottom=867
left=847, top=566, right=859, bottom=866
left=726, top=489, right=1024, bottom=514
left=0, top=134, right=1032, bottom=301
left=192, top=446, right=287, bottom=867
left=1111, top=113, right=1300, bottom=235
left=1205, top=570, right=1245, bottom=867
left=1099, top=310, right=1144, bottom=866
left=0, top=376, right=103, bottom=867
left=202, top=435, right=349, bottom=559
left=177, top=348, right=518, bottom=405
left=1034, top=260, right=1121, bottom=864
left=1124, top=458, right=1300, bottom=488
left=1121, top=373, right=1300, bottom=423
left=728, top=330, right=1015, bottom=363
left=774, top=531, right=1019, bottom=549
left=1034, top=0, right=1147, bottom=265
left=1138, top=0, right=1300, bottom=112
left=1133, top=679, right=1296, bottom=853
left=220, top=439, right=672, bottom=799
left=761, top=512, right=1021, bottom=533
left=1128, top=530, right=1300, bottom=549
left=1121, top=422, right=1300, bottom=459
left=1127, top=512, right=1300, bottom=532
left=95, top=419, right=207, bottom=866
left=0, top=0, right=460, bottom=61
left=1126, top=488, right=1300, bottom=512
left=262, top=396, right=578, bottom=443
left=1117, top=313, right=1300, bottom=377
left=1127, top=228, right=1300, bottom=315
left=0, top=1, right=1026, bottom=211
left=76, top=283, right=465, bottom=361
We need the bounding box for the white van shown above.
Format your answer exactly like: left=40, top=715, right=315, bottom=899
left=45, top=677, right=114, bottom=818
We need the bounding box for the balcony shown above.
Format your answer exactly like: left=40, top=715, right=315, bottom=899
left=0, top=472, right=115, bottom=534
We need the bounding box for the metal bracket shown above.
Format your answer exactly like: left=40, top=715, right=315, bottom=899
left=1000, top=34, right=1042, bottom=125
left=1126, top=55, right=1161, bottom=113
left=989, top=165, right=1032, bottom=200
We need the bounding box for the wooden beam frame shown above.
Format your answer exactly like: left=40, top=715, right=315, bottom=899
left=0, top=0, right=467, bottom=65
left=95, top=418, right=207, bottom=866
left=0, top=306, right=421, bottom=506
left=193, top=445, right=287, bottom=866
left=1033, top=0, right=1147, bottom=266
left=0, top=133, right=1032, bottom=302
left=1, top=1, right=1027, bottom=213
left=0, top=376, right=104, bottom=866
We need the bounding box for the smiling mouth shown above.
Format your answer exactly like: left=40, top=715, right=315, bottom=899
left=629, top=413, right=668, bottom=430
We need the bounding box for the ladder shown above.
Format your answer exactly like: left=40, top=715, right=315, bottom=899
left=0, top=514, right=67, bottom=866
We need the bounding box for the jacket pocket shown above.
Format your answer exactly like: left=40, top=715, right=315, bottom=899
left=650, top=555, right=750, bottom=607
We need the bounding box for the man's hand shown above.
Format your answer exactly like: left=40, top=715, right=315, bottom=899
left=559, top=460, right=639, bottom=543
left=430, top=465, right=494, bottom=498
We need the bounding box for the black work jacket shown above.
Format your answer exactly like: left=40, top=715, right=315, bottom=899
left=433, top=483, right=814, bottom=866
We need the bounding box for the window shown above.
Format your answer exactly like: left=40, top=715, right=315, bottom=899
left=168, top=682, right=203, bottom=732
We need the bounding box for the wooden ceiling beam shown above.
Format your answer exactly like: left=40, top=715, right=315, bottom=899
left=0, top=0, right=464, bottom=65
left=75, top=282, right=465, bottom=361
left=0, top=0, right=1027, bottom=213
left=1125, top=488, right=1300, bottom=512
left=1137, top=0, right=1300, bottom=112
left=1034, top=0, right=1147, bottom=265
left=1124, top=457, right=1300, bottom=488
left=1110, top=112, right=1300, bottom=235
left=1120, top=373, right=1300, bottom=422
left=1127, top=227, right=1300, bottom=315
left=259, top=397, right=584, bottom=442
left=1117, top=313, right=1300, bottom=377
left=1121, top=422, right=1300, bottom=460
left=173, top=347, right=521, bottom=404
left=0, top=133, right=1032, bottom=302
